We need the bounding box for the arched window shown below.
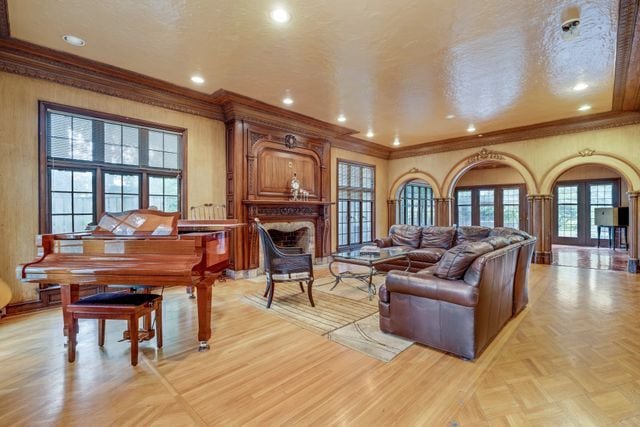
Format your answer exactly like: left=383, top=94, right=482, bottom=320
left=397, top=180, right=434, bottom=226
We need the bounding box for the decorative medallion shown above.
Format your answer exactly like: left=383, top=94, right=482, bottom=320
left=467, top=148, right=504, bottom=165
left=249, top=132, right=267, bottom=146
left=284, top=134, right=298, bottom=149
left=578, top=148, right=595, bottom=157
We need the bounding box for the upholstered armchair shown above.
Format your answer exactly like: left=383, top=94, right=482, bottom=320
left=254, top=219, right=314, bottom=308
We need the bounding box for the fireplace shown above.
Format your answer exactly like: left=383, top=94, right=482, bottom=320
left=258, top=221, right=315, bottom=273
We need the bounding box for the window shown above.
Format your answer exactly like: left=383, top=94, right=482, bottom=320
left=40, top=102, right=186, bottom=234
left=557, top=185, right=579, bottom=238
left=455, top=185, right=525, bottom=229
left=479, top=189, right=495, bottom=227
left=337, top=160, right=375, bottom=249
left=397, top=181, right=434, bottom=226
left=457, top=190, right=472, bottom=226
left=502, top=188, right=521, bottom=229
left=589, top=183, right=614, bottom=239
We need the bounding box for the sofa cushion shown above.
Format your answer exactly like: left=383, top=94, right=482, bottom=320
left=490, top=227, right=532, bottom=240
left=390, top=224, right=422, bottom=248
left=504, top=234, right=526, bottom=244
left=434, top=241, right=494, bottom=280
left=408, top=248, right=446, bottom=264
left=455, top=226, right=491, bottom=245
left=420, top=226, right=456, bottom=249
left=480, top=236, right=510, bottom=250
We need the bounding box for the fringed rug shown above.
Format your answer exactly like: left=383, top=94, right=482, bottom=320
left=242, top=281, right=414, bottom=361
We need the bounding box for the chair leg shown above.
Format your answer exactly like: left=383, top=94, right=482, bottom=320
left=68, top=317, right=77, bottom=363
left=98, top=319, right=105, bottom=347
left=263, top=278, right=271, bottom=297
left=299, top=282, right=304, bottom=292
left=129, top=316, right=139, bottom=366
left=266, top=281, right=276, bottom=308
left=155, top=301, right=163, bottom=349
left=307, top=279, right=315, bottom=307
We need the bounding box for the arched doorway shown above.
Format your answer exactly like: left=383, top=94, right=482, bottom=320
left=540, top=153, right=640, bottom=273
left=451, top=161, right=530, bottom=230
left=550, top=165, right=631, bottom=271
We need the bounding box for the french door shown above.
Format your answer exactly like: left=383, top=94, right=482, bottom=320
left=553, top=180, right=619, bottom=246
left=455, top=185, right=526, bottom=230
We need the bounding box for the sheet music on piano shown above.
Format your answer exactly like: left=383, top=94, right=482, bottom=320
left=18, top=209, right=236, bottom=352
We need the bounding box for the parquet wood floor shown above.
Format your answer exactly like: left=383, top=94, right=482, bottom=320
left=0, top=265, right=639, bottom=426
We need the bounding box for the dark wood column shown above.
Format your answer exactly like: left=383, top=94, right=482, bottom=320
left=528, top=194, right=553, bottom=264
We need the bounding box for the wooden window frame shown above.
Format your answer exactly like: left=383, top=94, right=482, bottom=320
left=38, top=101, right=188, bottom=233
left=454, top=183, right=527, bottom=230
left=336, top=159, right=376, bottom=251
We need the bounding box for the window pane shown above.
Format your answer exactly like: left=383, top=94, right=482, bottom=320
left=165, top=196, right=179, bottom=212
left=105, top=173, right=122, bottom=193
left=590, top=183, right=614, bottom=239
left=104, top=123, right=121, bottom=145
left=458, top=206, right=472, bottom=226
left=123, top=195, right=139, bottom=211
left=557, top=185, right=578, bottom=238
left=51, top=192, right=72, bottom=214
left=73, top=193, right=93, bottom=214
left=149, top=176, right=163, bottom=194
left=149, top=150, right=163, bottom=167
left=73, top=215, right=93, bottom=232
left=105, top=144, right=122, bottom=163
left=164, top=178, right=178, bottom=195
left=149, top=196, right=164, bottom=210
left=50, top=114, right=71, bottom=138
left=51, top=215, right=73, bottom=234
left=105, top=194, right=122, bottom=212
left=149, top=131, right=163, bottom=150
left=164, top=134, right=178, bottom=152
left=122, top=175, right=139, bottom=194
left=73, top=171, right=93, bottom=192
left=122, top=146, right=139, bottom=165
left=164, top=152, right=178, bottom=169
left=51, top=169, right=72, bottom=191
left=122, top=126, right=139, bottom=147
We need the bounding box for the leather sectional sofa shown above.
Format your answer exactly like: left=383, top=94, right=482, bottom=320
left=376, top=225, right=536, bottom=360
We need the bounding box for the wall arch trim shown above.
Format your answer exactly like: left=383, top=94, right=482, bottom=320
left=442, top=149, right=538, bottom=198
left=539, top=152, right=640, bottom=194
left=389, top=169, right=442, bottom=199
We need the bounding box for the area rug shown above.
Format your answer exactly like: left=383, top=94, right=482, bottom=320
left=327, top=314, right=414, bottom=362
left=242, top=282, right=414, bottom=361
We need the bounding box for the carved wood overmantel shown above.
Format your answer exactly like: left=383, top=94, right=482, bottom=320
left=225, top=118, right=332, bottom=271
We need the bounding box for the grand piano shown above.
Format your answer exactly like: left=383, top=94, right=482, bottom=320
left=18, top=209, right=232, bottom=351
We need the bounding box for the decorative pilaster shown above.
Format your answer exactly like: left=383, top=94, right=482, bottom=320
left=627, top=192, right=639, bottom=273
left=434, top=198, right=454, bottom=226
left=527, top=194, right=553, bottom=264
left=387, top=199, right=397, bottom=228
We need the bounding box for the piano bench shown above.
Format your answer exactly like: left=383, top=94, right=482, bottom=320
left=66, top=292, right=163, bottom=366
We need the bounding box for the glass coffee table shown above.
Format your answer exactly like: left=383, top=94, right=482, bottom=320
left=328, top=248, right=411, bottom=300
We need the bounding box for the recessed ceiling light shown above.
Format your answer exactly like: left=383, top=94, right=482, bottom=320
left=393, top=137, right=400, bottom=146
left=573, top=82, right=589, bottom=91
left=190, top=75, right=205, bottom=84
left=467, top=124, right=476, bottom=132
left=270, top=8, right=291, bottom=23
left=578, top=104, right=592, bottom=112
left=282, top=97, right=294, bottom=105
left=337, top=114, right=346, bottom=123
left=446, top=114, right=456, bottom=119
left=366, top=130, right=374, bottom=138
left=62, top=34, right=85, bottom=47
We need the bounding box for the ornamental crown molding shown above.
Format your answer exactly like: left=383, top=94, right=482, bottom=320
left=467, top=148, right=504, bottom=165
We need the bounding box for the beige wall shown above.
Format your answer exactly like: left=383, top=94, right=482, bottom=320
left=389, top=124, right=640, bottom=199
left=330, top=148, right=389, bottom=250
left=0, top=72, right=226, bottom=304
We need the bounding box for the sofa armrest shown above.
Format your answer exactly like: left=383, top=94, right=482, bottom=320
left=375, top=237, right=393, bottom=248
left=385, top=271, right=479, bottom=307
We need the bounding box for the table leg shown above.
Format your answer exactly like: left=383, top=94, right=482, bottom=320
left=60, top=284, right=80, bottom=343
left=597, top=226, right=601, bottom=248
left=195, top=280, right=213, bottom=351
left=328, top=260, right=342, bottom=290
left=367, top=265, right=374, bottom=301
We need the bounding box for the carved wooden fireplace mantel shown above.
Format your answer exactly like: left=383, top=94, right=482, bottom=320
left=243, top=200, right=334, bottom=269
left=225, top=115, right=332, bottom=273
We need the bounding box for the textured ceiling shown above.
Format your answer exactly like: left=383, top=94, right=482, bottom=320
left=8, top=0, right=618, bottom=147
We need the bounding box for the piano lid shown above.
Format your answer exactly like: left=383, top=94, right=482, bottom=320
left=93, top=209, right=180, bottom=236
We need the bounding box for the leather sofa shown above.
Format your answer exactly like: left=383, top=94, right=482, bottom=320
left=377, top=225, right=536, bottom=360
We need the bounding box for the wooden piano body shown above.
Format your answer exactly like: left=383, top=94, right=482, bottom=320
left=18, top=210, right=231, bottom=350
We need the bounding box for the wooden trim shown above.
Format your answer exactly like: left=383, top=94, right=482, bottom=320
left=0, top=38, right=223, bottom=120
left=390, top=111, right=640, bottom=159
left=332, top=135, right=391, bottom=160
left=335, top=158, right=376, bottom=250
left=613, top=0, right=640, bottom=110
left=0, top=0, right=9, bottom=39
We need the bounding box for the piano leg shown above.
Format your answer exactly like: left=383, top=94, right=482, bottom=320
left=60, top=284, right=80, bottom=344
left=195, top=281, right=213, bottom=351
